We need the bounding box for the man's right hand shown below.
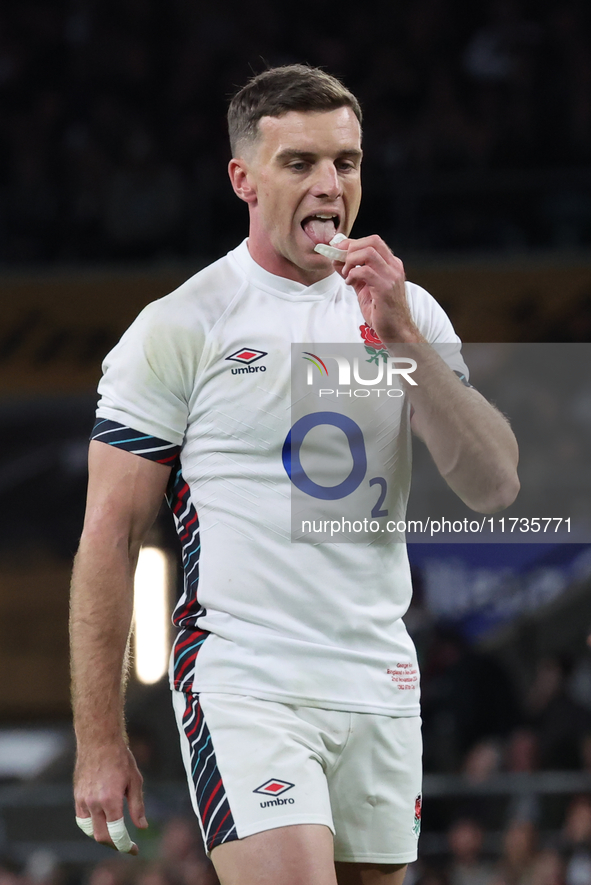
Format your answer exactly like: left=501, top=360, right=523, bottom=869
left=70, top=443, right=171, bottom=854
left=74, top=742, right=147, bottom=854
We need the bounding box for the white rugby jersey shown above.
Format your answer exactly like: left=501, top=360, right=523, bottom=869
left=94, top=240, right=466, bottom=716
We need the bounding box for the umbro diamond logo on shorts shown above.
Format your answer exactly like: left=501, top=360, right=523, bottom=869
left=226, top=348, right=267, bottom=365
left=253, top=778, right=295, bottom=796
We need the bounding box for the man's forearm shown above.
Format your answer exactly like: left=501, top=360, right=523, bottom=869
left=401, top=344, right=519, bottom=513
left=70, top=532, right=137, bottom=748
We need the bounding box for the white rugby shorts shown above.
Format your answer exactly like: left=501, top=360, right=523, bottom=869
left=172, top=690, right=423, bottom=864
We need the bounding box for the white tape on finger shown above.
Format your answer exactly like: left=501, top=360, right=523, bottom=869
left=76, top=816, right=95, bottom=837
left=106, top=817, right=135, bottom=853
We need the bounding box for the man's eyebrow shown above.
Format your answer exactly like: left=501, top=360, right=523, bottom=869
left=275, top=148, right=363, bottom=162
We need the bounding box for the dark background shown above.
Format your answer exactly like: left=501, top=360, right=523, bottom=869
left=2, top=0, right=591, bottom=263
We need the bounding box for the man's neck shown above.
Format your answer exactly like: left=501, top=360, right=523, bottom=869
left=246, top=238, right=332, bottom=287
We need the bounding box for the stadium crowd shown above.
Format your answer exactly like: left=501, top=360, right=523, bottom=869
left=1, top=0, right=591, bottom=261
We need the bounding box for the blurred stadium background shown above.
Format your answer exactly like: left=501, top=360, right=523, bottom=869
left=2, top=1, right=591, bottom=884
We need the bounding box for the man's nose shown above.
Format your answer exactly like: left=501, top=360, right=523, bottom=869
left=310, top=162, right=341, bottom=199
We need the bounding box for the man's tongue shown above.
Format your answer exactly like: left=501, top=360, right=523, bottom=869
left=303, top=217, right=336, bottom=245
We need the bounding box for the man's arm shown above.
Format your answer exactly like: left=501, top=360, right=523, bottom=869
left=403, top=350, right=518, bottom=514
left=70, top=440, right=172, bottom=852
left=337, top=235, right=520, bottom=514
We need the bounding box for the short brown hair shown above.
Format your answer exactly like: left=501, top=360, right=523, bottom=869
left=228, top=64, right=362, bottom=157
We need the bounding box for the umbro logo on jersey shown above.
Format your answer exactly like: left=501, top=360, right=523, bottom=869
left=254, top=779, right=296, bottom=808
left=226, top=348, right=268, bottom=375
left=226, top=348, right=267, bottom=365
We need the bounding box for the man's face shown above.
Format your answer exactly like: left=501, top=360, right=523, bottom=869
left=233, top=107, right=362, bottom=285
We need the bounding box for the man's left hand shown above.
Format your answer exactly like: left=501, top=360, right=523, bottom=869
left=334, top=235, right=423, bottom=345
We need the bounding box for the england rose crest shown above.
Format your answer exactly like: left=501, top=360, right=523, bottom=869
left=359, top=323, right=389, bottom=365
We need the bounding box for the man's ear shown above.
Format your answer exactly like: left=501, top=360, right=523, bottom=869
left=228, top=158, right=257, bottom=204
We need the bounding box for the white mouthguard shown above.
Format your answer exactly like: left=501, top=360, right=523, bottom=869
left=314, top=243, right=348, bottom=261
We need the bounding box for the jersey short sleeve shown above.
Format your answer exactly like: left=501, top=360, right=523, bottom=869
left=95, top=297, right=201, bottom=446
left=406, top=281, right=469, bottom=380
left=90, top=418, right=182, bottom=464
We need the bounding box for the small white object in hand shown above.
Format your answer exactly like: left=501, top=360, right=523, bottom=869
left=314, top=243, right=348, bottom=261
left=314, top=232, right=348, bottom=261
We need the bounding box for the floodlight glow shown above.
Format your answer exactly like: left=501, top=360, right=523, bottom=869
left=133, top=547, right=169, bottom=685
